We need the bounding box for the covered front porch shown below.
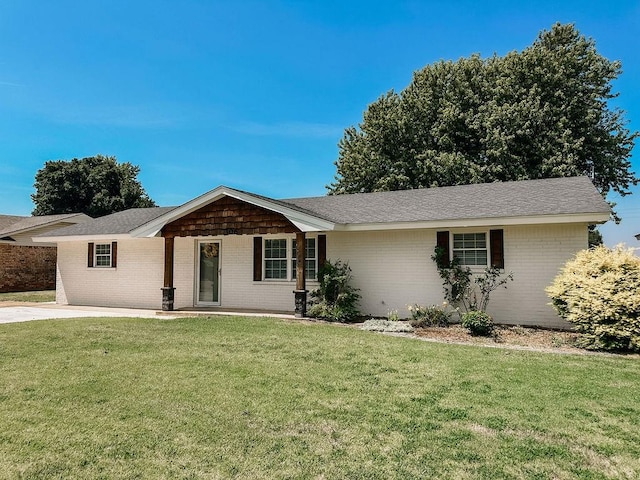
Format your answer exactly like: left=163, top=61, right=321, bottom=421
left=154, top=194, right=328, bottom=317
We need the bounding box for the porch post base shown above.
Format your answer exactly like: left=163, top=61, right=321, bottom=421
left=293, top=289, right=308, bottom=318
left=161, top=287, right=176, bottom=311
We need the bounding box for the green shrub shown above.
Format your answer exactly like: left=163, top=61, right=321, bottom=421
left=461, top=311, right=494, bottom=336
left=546, top=245, right=640, bottom=352
left=308, top=260, right=361, bottom=322
left=408, top=304, right=450, bottom=328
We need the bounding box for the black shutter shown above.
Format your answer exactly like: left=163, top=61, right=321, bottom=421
left=490, top=229, right=504, bottom=269
left=253, top=237, right=262, bottom=281
left=317, top=234, right=326, bottom=275
left=436, top=231, right=450, bottom=266
left=111, top=241, right=118, bottom=268
left=88, top=242, right=94, bottom=267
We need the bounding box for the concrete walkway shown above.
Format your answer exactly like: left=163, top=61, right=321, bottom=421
left=0, top=303, right=300, bottom=324
left=0, top=303, right=177, bottom=324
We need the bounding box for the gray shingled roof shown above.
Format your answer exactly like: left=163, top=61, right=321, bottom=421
left=42, top=207, right=178, bottom=237
left=282, top=177, right=610, bottom=224
left=0, top=213, right=90, bottom=237
left=38, top=177, right=610, bottom=238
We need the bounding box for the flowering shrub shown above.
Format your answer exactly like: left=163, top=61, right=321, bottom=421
left=546, top=245, right=640, bottom=352
left=407, top=304, right=450, bottom=328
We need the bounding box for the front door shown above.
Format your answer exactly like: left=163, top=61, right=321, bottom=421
left=197, top=241, right=221, bottom=305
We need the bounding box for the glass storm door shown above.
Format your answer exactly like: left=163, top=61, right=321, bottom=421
left=197, top=241, right=221, bottom=305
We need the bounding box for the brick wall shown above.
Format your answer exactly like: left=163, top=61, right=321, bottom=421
left=54, top=223, right=588, bottom=327
left=56, top=238, right=165, bottom=308
left=327, top=224, right=588, bottom=328
left=0, top=244, right=57, bottom=292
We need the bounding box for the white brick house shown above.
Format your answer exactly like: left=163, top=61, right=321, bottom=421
left=38, top=177, right=610, bottom=328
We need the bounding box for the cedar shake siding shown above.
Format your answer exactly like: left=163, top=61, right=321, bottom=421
left=162, top=196, right=299, bottom=238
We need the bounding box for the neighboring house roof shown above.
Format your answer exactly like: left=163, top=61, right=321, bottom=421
left=0, top=213, right=92, bottom=245
left=0, top=214, right=25, bottom=233
left=36, top=176, right=611, bottom=241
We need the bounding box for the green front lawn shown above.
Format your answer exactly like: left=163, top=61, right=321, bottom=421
left=0, top=290, right=55, bottom=302
left=0, top=316, right=638, bottom=479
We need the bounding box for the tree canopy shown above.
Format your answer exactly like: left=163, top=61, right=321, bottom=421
left=329, top=23, right=638, bottom=218
left=32, top=155, right=156, bottom=217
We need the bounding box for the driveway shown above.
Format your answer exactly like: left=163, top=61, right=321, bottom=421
left=0, top=303, right=176, bottom=324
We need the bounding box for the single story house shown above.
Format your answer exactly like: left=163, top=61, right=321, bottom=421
left=0, top=213, right=91, bottom=292
left=37, top=176, right=610, bottom=328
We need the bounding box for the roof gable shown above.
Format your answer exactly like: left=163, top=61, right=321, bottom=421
left=129, top=186, right=335, bottom=237
left=162, top=195, right=299, bottom=237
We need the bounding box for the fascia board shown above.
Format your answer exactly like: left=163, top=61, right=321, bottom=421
left=33, top=234, right=133, bottom=243
left=333, top=212, right=611, bottom=232
left=130, top=186, right=335, bottom=237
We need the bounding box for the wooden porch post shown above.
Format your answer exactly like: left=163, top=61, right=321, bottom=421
left=161, top=235, right=175, bottom=311
left=293, top=231, right=307, bottom=317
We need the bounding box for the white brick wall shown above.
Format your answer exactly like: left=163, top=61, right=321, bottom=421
left=56, top=223, right=588, bottom=327
left=57, top=238, right=165, bottom=309
left=326, top=229, right=441, bottom=317
left=327, top=224, right=588, bottom=328
left=487, top=224, right=587, bottom=328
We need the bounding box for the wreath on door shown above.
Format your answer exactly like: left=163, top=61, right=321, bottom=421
left=203, top=243, right=218, bottom=258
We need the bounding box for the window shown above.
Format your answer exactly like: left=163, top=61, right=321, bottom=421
left=261, top=237, right=318, bottom=281
left=292, top=238, right=317, bottom=280
left=264, top=239, right=288, bottom=279
left=254, top=235, right=325, bottom=282
left=453, top=233, right=487, bottom=266
left=95, top=243, right=112, bottom=267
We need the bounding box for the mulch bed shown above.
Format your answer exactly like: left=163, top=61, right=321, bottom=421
left=412, top=324, right=584, bottom=354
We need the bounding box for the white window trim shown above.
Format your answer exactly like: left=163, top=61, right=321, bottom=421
left=262, top=236, right=318, bottom=282
left=94, top=243, right=112, bottom=268
left=263, top=238, right=289, bottom=281
left=451, top=231, right=489, bottom=269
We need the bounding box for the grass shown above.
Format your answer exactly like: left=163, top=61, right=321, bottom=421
left=0, top=316, right=639, bottom=479
left=0, top=290, right=55, bottom=303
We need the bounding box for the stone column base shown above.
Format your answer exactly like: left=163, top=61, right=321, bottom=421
left=161, top=287, right=176, bottom=311
left=293, top=289, right=308, bottom=318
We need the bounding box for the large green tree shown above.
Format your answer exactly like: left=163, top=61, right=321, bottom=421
left=32, top=155, right=156, bottom=217
left=329, top=23, right=637, bottom=218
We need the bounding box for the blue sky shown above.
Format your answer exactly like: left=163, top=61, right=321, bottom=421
left=1, top=0, right=638, bottom=246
